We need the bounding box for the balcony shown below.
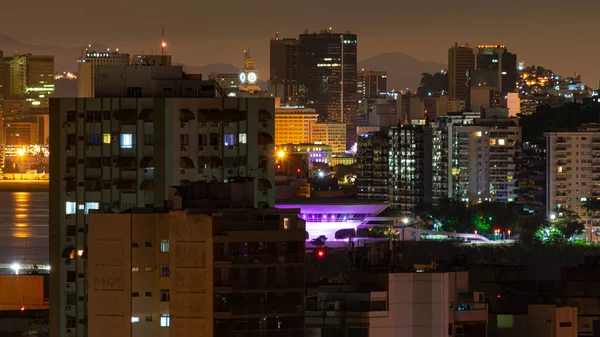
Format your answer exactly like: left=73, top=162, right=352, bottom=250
left=454, top=303, right=488, bottom=322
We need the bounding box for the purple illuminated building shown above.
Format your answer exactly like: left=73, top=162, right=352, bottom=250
left=276, top=203, right=389, bottom=240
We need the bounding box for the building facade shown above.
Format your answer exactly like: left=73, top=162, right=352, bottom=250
left=87, top=190, right=305, bottom=337
left=448, top=43, right=474, bottom=101
left=357, top=70, right=387, bottom=100
left=274, top=106, right=318, bottom=145
left=388, top=125, right=433, bottom=214
left=269, top=34, right=299, bottom=105
left=306, top=271, right=488, bottom=337
left=473, top=45, right=517, bottom=94
left=310, top=123, right=347, bottom=154
left=77, top=50, right=130, bottom=97
left=356, top=130, right=389, bottom=201
left=298, top=30, right=358, bottom=149
left=545, top=124, right=600, bottom=240
left=50, top=74, right=276, bottom=337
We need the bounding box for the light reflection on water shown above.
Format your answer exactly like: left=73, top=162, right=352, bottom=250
left=0, top=192, right=48, bottom=264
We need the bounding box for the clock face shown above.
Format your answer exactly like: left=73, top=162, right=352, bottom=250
left=248, top=72, right=257, bottom=83
left=239, top=73, right=246, bottom=83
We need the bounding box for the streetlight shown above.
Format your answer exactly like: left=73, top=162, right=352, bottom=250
left=402, top=217, right=410, bottom=225
left=277, top=150, right=285, bottom=159
left=550, top=213, right=556, bottom=221
left=17, top=149, right=25, bottom=180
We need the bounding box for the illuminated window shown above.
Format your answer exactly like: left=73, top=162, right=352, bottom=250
left=160, top=314, right=170, bottom=327
left=103, top=133, right=111, bottom=144
left=120, top=134, right=133, bottom=149
left=498, top=139, right=506, bottom=146
left=223, top=134, right=236, bottom=146
left=239, top=133, right=247, bottom=144
left=85, top=202, right=99, bottom=214
left=131, top=317, right=140, bottom=323
left=132, top=267, right=139, bottom=272
left=283, top=218, right=289, bottom=230
left=66, top=202, right=76, bottom=215
left=558, top=166, right=563, bottom=173
left=160, top=240, right=170, bottom=252
left=490, top=139, right=497, bottom=146
left=476, top=131, right=482, bottom=137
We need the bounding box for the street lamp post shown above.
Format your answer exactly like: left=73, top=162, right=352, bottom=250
left=17, top=149, right=25, bottom=180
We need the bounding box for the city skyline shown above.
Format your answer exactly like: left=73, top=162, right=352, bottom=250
left=1, top=0, right=599, bottom=87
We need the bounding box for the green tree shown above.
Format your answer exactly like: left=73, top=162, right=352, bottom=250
left=517, top=214, right=548, bottom=245
left=552, top=209, right=585, bottom=241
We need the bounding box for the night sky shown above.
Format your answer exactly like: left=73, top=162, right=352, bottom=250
left=3, top=0, right=599, bottom=85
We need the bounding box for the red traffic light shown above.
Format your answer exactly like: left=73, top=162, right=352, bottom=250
left=317, top=250, right=325, bottom=258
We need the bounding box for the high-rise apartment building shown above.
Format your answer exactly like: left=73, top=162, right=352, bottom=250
left=433, top=109, right=521, bottom=203
left=516, top=142, right=546, bottom=215
left=473, top=45, right=517, bottom=94
left=274, top=106, right=318, bottom=145
left=49, top=66, right=276, bottom=337
left=298, top=30, right=357, bottom=149
left=448, top=43, right=474, bottom=101
left=87, top=182, right=305, bottom=337
left=545, top=123, right=600, bottom=240
left=356, top=130, right=390, bottom=201
left=310, top=122, right=347, bottom=154
left=388, top=124, right=433, bottom=214
left=77, top=50, right=130, bottom=97
left=270, top=34, right=299, bottom=104
left=357, top=70, right=387, bottom=100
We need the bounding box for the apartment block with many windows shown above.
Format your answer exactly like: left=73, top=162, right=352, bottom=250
left=50, top=90, right=276, bottom=337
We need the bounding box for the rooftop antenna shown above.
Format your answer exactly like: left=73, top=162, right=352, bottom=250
left=161, top=27, right=167, bottom=66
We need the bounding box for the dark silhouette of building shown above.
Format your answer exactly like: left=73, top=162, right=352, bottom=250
left=269, top=33, right=299, bottom=105
left=298, top=30, right=358, bottom=150
left=448, top=43, right=474, bottom=101
left=472, top=45, right=517, bottom=94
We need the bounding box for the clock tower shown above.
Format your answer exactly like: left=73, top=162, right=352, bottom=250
left=239, top=50, right=261, bottom=93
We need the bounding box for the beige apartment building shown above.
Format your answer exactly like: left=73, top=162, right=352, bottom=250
left=546, top=123, right=600, bottom=240
left=274, top=106, right=318, bottom=145
left=87, top=197, right=305, bottom=337
left=310, top=123, right=347, bottom=154
left=77, top=50, right=130, bottom=97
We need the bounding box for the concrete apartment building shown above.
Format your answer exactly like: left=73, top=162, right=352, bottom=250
left=87, top=182, right=305, bottom=337
left=545, top=123, right=600, bottom=240
left=433, top=109, right=521, bottom=203
left=493, top=304, right=577, bottom=337
left=274, top=106, right=318, bottom=145
left=49, top=65, right=276, bottom=337
left=306, top=271, right=488, bottom=337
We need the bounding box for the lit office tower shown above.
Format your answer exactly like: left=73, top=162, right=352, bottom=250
left=270, top=33, right=299, bottom=104
left=0, top=53, right=55, bottom=111
left=298, top=30, right=358, bottom=149
left=77, top=49, right=130, bottom=97
left=448, top=43, right=474, bottom=101
left=49, top=65, right=276, bottom=337
left=473, top=45, right=517, bottom=94
left=357, top=70, right=387, bottom=100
